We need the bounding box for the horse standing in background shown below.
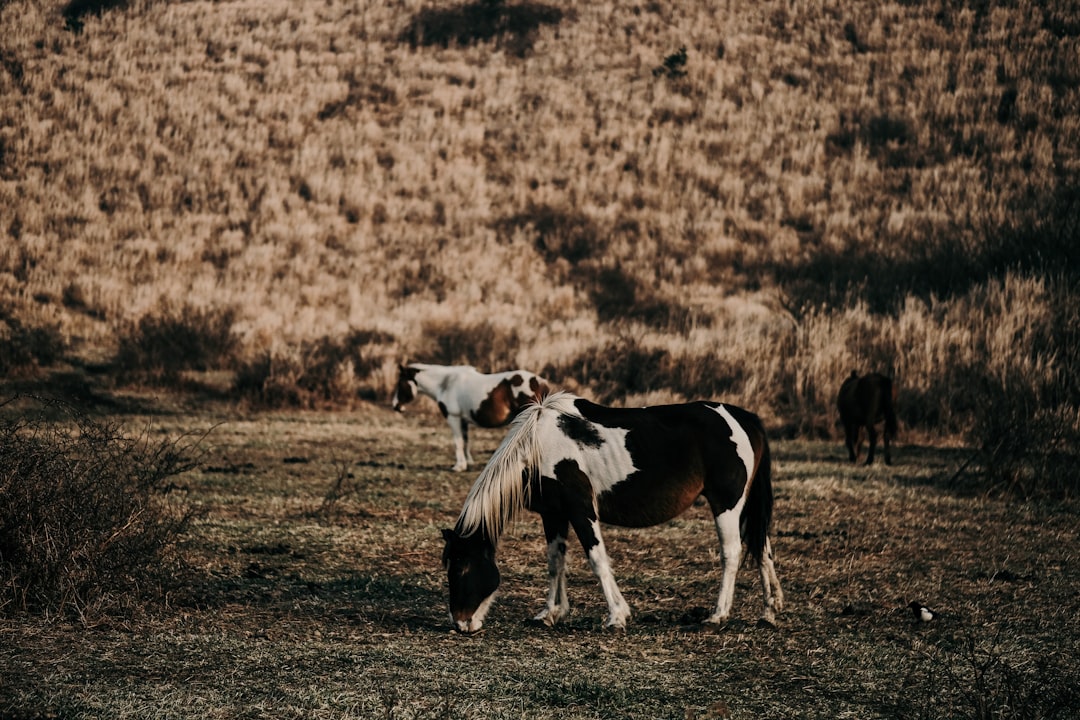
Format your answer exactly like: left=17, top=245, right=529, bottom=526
left=392, top=363, right=550, bottom=472
left=441, top=392, right=784, bottom=634
left=837, top=371, right=898, bottom=465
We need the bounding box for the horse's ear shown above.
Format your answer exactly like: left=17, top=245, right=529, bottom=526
left=442, top=528, right=455, bottom=543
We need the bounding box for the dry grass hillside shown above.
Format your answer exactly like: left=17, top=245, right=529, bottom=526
left=1, top=0, right=1078, bottom=480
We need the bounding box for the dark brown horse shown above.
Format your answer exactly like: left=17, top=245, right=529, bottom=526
left=837, top=371, right=898, bottom=465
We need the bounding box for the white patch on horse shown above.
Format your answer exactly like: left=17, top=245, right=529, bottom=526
left=705, top=403, right=756, bottom=624
left=711, top=404, right=756, bottom=481
left=540, top=406, right=638, bottom=494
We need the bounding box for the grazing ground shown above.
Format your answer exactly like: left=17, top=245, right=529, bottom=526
left=3, top=396, right=1078, bottom=719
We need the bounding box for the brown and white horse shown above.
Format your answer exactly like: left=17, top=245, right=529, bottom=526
left=441, top=392, right=784, bottom=633
left=392, top=363, right=550, bottom=472
left=837, top=371, right=898, bottom=465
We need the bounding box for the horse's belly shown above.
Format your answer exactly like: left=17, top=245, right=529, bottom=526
left=595, top=474, right=704, bottom=528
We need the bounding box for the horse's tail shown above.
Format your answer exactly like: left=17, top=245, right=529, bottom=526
left=457, top=391, right=576, bottom=541
left=741, top=418, right=773, bottom=567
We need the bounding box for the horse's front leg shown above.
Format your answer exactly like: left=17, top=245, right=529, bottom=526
left=534, top=514, right=571, bottom=626
left=572, top=516, right=631, bottom=629
left=446, top=415, right=469, bottom=472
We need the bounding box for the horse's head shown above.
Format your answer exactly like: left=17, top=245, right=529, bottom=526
left=392, top=365, right=420, bottom=412
left=441, top=527, right=500, bottom=634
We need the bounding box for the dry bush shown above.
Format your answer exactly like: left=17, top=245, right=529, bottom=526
left=0, top=305, right=64, bottom=375
left=583, top=266, right=699, bottom=331
left=963, top=279, right=1080, bottom=499
left=909, top=627, right=1080, bottom=720
left=400, top=0, right=565, bottom=57
left=547, top=335, right=668, bottom=404
left=233, top=330, right=392, bottom=408
left=114, top=304, right=238, bottom=385
left=0, top=396, right=197, bottom=619
left=61, top=0, right=129, bottom=33
left=413, top=319, right=521, bottom=372
left=496, top=203, right=606, bottom=268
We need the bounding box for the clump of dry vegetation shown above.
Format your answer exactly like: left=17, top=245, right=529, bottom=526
left=0, top=0, right=1077, bottom=494
left=0, top=396, right=198, bottom=619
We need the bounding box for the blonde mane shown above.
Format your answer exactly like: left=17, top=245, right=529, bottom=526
left=457, top=391, right=580, bottom=540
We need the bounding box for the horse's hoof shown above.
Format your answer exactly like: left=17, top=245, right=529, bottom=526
left=756, top=617, right=778, bottom=630
left=450, top=627, right=485, bottom=637
left=531, top=610, right=565, bottom=628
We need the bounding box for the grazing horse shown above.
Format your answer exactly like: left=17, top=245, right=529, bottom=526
left=837, top=371, right=898, bottom=465
left=392, top=363, right=550, bottom=472
left=441, top=392, right=784, bottom=633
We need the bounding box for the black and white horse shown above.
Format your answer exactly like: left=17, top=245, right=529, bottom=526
left=837, top=371, right=898, bottom=465
left=441, top=392, right=783, bottom=633
left=392, top=363, right=550, bottom=471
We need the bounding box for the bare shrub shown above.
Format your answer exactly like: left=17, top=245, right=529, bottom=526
left=549, top=336, right=667, bottom=404
left=416, top=319, right=520, bottom=372
left=0, top=306, right=64, bottom=375
left=908, top=626, right=1080, bottom=720
left=967, top=372, right=1080, bottom=500
left=233, top=330, right=392, bottom=408
left=652, top=46, right=688, bottom=79
left=114, top=304, right=238, bottom=385
left=774, top=184, right=1079, bottom=317
left=496, top=204, right=604, bottom=266
left=584, top=266, right=699, bottom=330
left=0, top=396, right=198, bottom=619
left=62, top=0, right=129, bottom=33
left=400, top=0, right=565, bottom=57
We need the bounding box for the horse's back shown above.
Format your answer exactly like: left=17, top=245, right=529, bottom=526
left=570, top=399, right=767, bottom=511
left=467, top=369, right=549, bottom=426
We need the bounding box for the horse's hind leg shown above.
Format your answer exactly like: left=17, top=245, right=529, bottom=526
left=843, top=422, right=859, bottom=463
left=757, top=537, right=784, bottom=625
left=706, top=504, right=743, bottom=624
left=864, top=424, right=878, bottom=465
left=534, top=514, right=571, bottom=626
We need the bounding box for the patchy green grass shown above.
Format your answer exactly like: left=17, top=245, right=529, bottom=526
left=3, top=396, right=1078, bottom=719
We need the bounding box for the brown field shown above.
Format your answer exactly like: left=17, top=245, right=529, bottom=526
left=3, top=395, right=1079, bottom=719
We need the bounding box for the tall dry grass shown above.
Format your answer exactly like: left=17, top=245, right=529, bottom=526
left=1, top=0, right=1077, bottom=489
